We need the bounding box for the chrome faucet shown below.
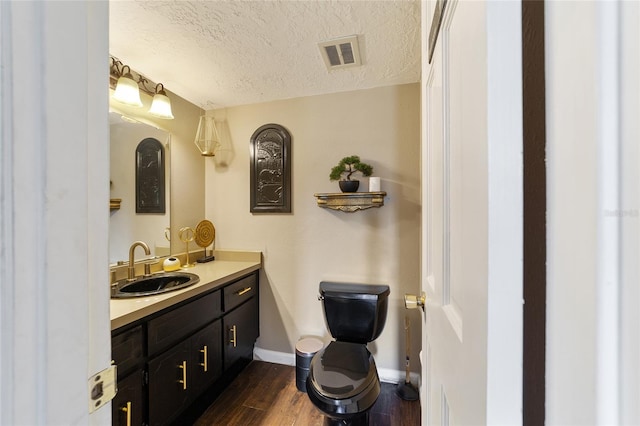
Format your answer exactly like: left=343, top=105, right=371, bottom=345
left=128, top=241, right=151, bottom=281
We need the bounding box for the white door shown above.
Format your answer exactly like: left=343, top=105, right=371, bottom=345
left=420, top=1, right=523, bottom=424
left=0, top=2, right=111, bottom=424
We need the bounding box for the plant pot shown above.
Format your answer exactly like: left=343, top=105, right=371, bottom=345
left=339, top=180, right=360, bottom=193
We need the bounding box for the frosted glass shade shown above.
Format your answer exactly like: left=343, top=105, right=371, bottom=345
left=113, top=75, right=142, bottom=107
left=194, top=116, right=221, bottom=157
left=149, top=92, right=174, bottom=119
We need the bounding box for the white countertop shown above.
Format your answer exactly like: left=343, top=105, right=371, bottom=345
left=110, top=251, right=262, bottom=330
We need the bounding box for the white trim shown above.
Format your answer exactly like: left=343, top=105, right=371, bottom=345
left=253, top=347, right=296, bottom=366
left=3, top=3, right=49, bottom=423
left=442, top=10, right=451, bottom=308
left=595, top=1, right=621, bottom=423
left=424, top=60, right=436, bottom=284
left=619, top=2, right=640, bottom=423
left=420, top=0, right=431, bottom=419
left=0, top=1, right=15, bottom=422
left=377, top=368, right=421, bottom=386
left=545, top=2, right=603, bottom=422
left=86, top=1, right=111, bottom=424
left=485, top=1, right=523, bottom=424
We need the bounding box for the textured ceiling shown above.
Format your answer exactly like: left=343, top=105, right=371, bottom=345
left=109, top=0, right=421, bottom=109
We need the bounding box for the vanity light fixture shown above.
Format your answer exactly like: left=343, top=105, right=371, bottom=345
left=148, top=83, right=174, bottom=119
left=109, top=56, right=174, bottom=119
left=194, top=115, right=221, bottom=157
left=112, top=64, right=143, bottom=107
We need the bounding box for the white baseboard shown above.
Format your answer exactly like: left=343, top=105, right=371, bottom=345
left=377, top=368, right=421, bottom=386
left=253, top=347, right=296, bottom=366
left=253, top=347, right=420, bottom=385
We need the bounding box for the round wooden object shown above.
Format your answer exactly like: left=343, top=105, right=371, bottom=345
left=195, top=220, right=215, bottom=249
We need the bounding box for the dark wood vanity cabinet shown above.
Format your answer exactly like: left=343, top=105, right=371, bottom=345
left=189, top=320, right=223, bottom=396
left=147, top=320, right=222, bottom=426
left=224, top=297, right=259, bottom=370
left=112, top=326, right=145, bottom=426
left=111, top=271, right=259, bottom=426
left=147, top=341, right=190, bottom=426
left=222, top=274, right=259, bottom=370
left=112, top=370, right=145, bottom=426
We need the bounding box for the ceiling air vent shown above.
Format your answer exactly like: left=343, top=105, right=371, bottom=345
left=319, top=35, right=362, bottom=70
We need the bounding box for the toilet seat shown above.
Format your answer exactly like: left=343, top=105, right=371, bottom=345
left=306, top=341, right=381, bottom=417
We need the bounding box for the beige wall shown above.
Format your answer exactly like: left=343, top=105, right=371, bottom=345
left=165, top=90, right=207, bottom=245
left=205, top=83, right=422, bottom=375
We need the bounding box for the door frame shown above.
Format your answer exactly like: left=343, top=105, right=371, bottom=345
left=522, top=1, right=547, bottom=424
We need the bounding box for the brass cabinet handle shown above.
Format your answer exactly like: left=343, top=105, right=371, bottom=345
left=200, top=345, right=208, bottom=372
left=120, top=401, right=131, bottom=426
left=237, top=287, right=252, bottom=296
left=178, top=361, right=187, bottom=390
left=230, top=325, right=237, bottom=347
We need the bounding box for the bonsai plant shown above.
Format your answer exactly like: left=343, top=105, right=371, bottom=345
left=329, top=155, right=373, bottom=192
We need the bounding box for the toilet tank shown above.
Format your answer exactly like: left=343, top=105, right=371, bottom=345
left=319, top=281, right=390, bottom=344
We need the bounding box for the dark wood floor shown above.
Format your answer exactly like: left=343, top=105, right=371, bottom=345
left=194, top=361, right=421, bottom=425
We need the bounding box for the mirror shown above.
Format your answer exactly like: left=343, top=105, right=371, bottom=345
left=109, top=111, right=171, bottom=264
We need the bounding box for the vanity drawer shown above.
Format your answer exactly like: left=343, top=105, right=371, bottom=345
left=112, top=325, right=143, bottom=378
left=224, top=274, right=257, bottom=312
left=147, top=290, right=222, bottom=356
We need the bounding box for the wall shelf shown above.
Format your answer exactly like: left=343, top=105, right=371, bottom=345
left=314, top=192, right=386, bottom=212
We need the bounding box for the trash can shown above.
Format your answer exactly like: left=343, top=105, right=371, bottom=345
left=295, top=337, right=324, bottom=392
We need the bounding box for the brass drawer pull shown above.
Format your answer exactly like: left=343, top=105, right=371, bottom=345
left=121, top=401, right=131, bottom=426
left=230, top=325, right=237, bottom=347
left=237, top=287, right=252, bottom=296
left=178, top=361, right=187, bottom=390
left=200, top=345, right=208, bottom=372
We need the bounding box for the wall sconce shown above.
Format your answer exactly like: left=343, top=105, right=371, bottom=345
left=148, top=84, right=174, bottom=120
left=110, top=56, right=174, bottom=120
left=112, top=65, right=142, bottom=107
left=194, top=115, right=221, bottom=157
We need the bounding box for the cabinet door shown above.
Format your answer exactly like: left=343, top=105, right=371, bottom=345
left=223, top=297, right=259, bottom=370
left=112, top=325, right=143, bottom=379
left=190, top=320, right=222, bottom=396
left=112, top=370, right=144, bottom=426
left=148, top=341, right=190, bottom=426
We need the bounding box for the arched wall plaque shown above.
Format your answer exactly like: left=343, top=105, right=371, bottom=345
left=250, top=123, right=291, bottom=213
left=135, top=137, right=165, bottom=214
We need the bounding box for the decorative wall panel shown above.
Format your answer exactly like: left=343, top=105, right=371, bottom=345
left=250, top=124, right=292, bottom=213
left=136, top=138, right=165, bottom=214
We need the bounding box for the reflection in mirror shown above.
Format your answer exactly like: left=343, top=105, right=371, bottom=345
left=109, top=112, right=171, bottom=264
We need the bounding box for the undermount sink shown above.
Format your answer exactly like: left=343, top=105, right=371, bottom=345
left=111, top=272, right=200, bottom=299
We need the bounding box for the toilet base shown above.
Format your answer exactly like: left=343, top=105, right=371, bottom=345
left=323, top=412, right=369, bottom=426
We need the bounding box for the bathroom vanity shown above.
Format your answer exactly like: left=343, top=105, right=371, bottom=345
left=110, top=251, right=261, bottom=426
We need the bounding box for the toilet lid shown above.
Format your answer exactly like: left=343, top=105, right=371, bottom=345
left=308, top=341, right=377, bottom=400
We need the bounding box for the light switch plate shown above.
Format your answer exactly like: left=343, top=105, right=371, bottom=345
left=88, top=365, right=117, bottom=413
